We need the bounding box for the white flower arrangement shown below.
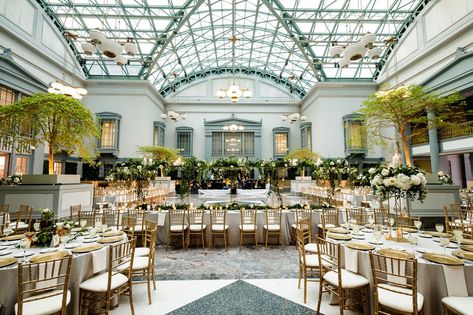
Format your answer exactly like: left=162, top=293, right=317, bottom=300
left=438, top=170, right=453, bottom=185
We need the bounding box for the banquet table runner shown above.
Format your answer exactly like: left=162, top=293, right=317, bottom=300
left=442, top=265, right=468, bottom=297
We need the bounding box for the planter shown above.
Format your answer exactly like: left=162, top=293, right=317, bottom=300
left=22, top=175, right=81, bottom=185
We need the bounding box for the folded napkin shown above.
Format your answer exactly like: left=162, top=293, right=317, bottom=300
left=92, top=246, right=108, bottom=273
left=442, top=265, right=468, bottom=297
left=386, top=258, right=407, bottom=285
left=157, top=213, right=166, bottom=226
left=344, top=247, right=358, bottom=273
left=36, top=261, right=59, bottom=290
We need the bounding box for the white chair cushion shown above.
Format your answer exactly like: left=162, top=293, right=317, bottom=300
left=304, top=243, right=318, bottom=253
left=190, top=224, right=206, bottom=231
left=170, top=224, right=187, bottom=232
left=212, top=224, right=229, bottom=231
left=302, top=254, right=319, bottom=267
left=79, top=272, right=129, bottom=292
left=323, top=269, right=369, bottom=289
left=442, top=296, right=473, bottom=314
left=377, top=283, right=424, bottom=313
left=317, top=223, right=335, bottom=229
left=239, top=224, right=256, bottom=231
left=118, top=257, right=150, bottom=271
left=264, top=224, right=280, bottom=231
left=134, top=247, right=150, bottom=257
left=134, top=225, right=144, bottom=232
left=15, top=290, right=71, bottom=315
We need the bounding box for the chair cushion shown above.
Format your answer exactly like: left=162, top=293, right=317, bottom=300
left=442, top=296, right=473, bottom=314
left=302, top=254, right=319, bottom=267
left=377, top=283, right=424, bottom=313
left=134, top=247, right=150, bottom=257
left=79, top=272, right=129, bottom=292
left=170, top=224, right=187, bottom=232
left=190, top=224, right=206, bottom=231
left=317, top=223, right=335, bottom=229
left=239, top=224, right=256, bottom=231
left=304, top=243, right=318, bottom=253
left=264, top=224, right=280, bottom=231
left=15, top=290, right=71, bottom=315
left=118, top=257, right=150, bottom=271
left=212, top=224, right=229, bottom=231
left=323, top=269, right=369, bottom=289
left=134, top=225, right=144, bottom=232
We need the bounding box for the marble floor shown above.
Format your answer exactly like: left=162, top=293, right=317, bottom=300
left=110, top=245, right=361, bottom=315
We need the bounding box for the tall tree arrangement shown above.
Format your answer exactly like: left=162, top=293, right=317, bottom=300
left=359, top=85, right=465, bottom=166
left=0, top=93, right=100, bottom=174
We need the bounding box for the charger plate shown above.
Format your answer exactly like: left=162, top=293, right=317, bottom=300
left=460, top=244, right=473, bottom=252
left=346, top=242, right=374, bottom=251
left=101, top=230, right=124, bottom=237
left=72, top=243, right=104, bottom=253
left=30, top=251, right=68, bottom=263
left=423, top=253, right=463, bottom=266
left=0, top=257, right=17, bottom=268
left=452, top=250, right=473, bottom=261
left=0, top=234, right=24, bottom=241
left=327, top=233, right=352, bottom=241
left=97, top=236, right=122, bottom=244
left=378, top=248, right=414, bottom=259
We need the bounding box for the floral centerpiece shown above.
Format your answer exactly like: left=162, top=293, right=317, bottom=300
left=312, top=158, right=357, bottom=192
left=368, top=165, right=427, bottom=201
left=1, top=174, right=22, bottom=185
left=438, top=170, right=453, bottom=185
left=31, top=209, right=74, bottom=247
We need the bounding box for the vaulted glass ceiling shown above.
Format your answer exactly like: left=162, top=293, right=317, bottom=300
left=38, top=0, right=428, bottom=98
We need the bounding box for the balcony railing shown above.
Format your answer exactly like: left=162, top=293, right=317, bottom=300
left=439, top=121, right=473, bottom=140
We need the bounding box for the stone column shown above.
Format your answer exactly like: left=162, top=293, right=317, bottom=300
left=427, top=109, right=440, bottom=173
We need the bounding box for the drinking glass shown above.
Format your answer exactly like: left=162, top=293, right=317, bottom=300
left=368, top=215, right=375, bottom=226
left=89, top=228, right=97, bottom=239
left=19, top=239, right=30, bottom=263
left=408, top=235, right=418, bottom=252
left=33, top=220, right=40, bottom=232
left=439, top=237, right=450, bottom=255
left=436, top=224, right=444, bottom=234
left=453, top=230, right=463, bottom=249
left=352, top=224, right=360, bottom=236
left=80, top=220, right=87, bottom=228
left=414, top=219, right=422, bottom=233
left=388, top=217, right=395, bottom=226
left=60, top=234, right=70, bottom=249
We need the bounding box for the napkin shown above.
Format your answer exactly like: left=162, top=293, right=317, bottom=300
left=386, top=258, right=406, bottom=285
left=344, top=247, right=358, bottom=273
left=36, top=261, right=59, bottom=290
left=92, top=246, right=108, bottom=273
left=157, top=213, right=166, bottom=226
left=442, top=265, right=468, bottom=297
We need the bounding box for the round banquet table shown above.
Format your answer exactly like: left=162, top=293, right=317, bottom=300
left=334, top=230, right=473, bottom=315
left=0, top=234, right=126, bottom=315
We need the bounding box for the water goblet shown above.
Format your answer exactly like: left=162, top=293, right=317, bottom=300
left=80, top=220, right=87, bottom=228
left=60, top=234, right=70, bottom=250
left=453, top=230, right=463, bottom=249
left=89, top=228, right=97, bottom=239
left=33, top=220, right=40, bottom=232
left=408, top=235, right=418, bottom=252
left=388, top=217, right=395, bottom=226
left=19, top=239, right=30, bottom=263
left=414, top=219, right=422, bottom=233
left=352, top=224, right=360, bottom=236
left=439, top=237, right=450, bottom=255
left=436, top=224, right=444, bottom=234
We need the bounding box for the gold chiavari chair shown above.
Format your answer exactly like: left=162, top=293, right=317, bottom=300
left=79, top=210, right=96, bottom=228
left=69, top=204, right=81, bottom=222
left=345, top=207, right=368, bottom=226
left=10, top=205, right=33, bottom=233
left=0, top=204, right=9, bottom=213
left=373, top=207, right=388, bottom=225
left=239, top=208, right=258, bottom=250
left=127, top=209, right=146, bottom=240
left=128, top=221, right=157, bottom=305
left=264, top=208, right=282, bottom=247
left=0, top=212, right=7, bottom=235
left=318, top=208, right=339, bottom=238
left=209, top=208, right=229, bottom=249
left=291, top=208, right=313, bottom=242
left=16, top=255, right=73, bottom=315
left=187, top=208, right=206, bottom=249
left=316, top=236, right=370, bottom=315
left=79, top=239, right=136, bottom=315
left=296, top=228, right=319, bottom=304
left=168, top=208, right=187, bottom=249
left=369, top=251, right=424, bottom=314
left=445, top=204, right=462, bottom=233
left=122, top=216, right=136, bottom=240
left=297, top=218, right=318, bottom=254
left=102, top=209, right=121, bottom=230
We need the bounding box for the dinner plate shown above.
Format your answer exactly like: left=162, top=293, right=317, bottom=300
left=352, top=235, right=365, bottom=240
left=426, top=231, right=452, bottom=238
left=460, top=244, right=473, bottom=252
left=39, top=248, right=58, bottom=254
left=0, top=250, right=13, bottom=256
left=416, top=247, right=433, bottom=254
left=460, top=239, right=473, bottom=245
left=30, top=251, right=68, bottom=263
left=362, top=228, right=373, bottom=233
left=13, top=252, right=34, bottom=258
left=82, top=238, right=96, bottom=243
left=368, top=240, right=383, bottom=245
left=418, top=234, right=433, bottom=238
left=72, top=243, right=104, bottom=253
left=0, top=257, right=17, bottom=268
left=65, top=243, right=80, bottom=249
left=346, top=242, right=375, bottom=251
left=0, top=234, right=24, bottom=241
left=423, top=253, right=463, bottom=266
left=446, top=244, right=459, bottom=249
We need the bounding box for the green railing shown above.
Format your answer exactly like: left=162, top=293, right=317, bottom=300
left=439, top=121, right=473, bottom=140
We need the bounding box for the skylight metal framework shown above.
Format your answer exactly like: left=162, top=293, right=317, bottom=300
left=37, top=0, right=429, bottom=99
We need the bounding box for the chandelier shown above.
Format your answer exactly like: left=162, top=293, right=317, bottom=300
left=48, top=81, right=87, bottom=100
left=81, top=29, right=138, bottom=66
left=161, top=110, right=187, bottom=122
left=217, top=83, right=252, bottom=103
left=281, top=112, right=306, bottom=123
left=223, top=124, right=244, bottom=132
left=328, top=33, right=383, bottom=68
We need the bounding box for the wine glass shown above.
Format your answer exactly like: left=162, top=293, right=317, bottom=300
left=19, top=239, right=30, bottom=263
left=368, top=215, right=375, bottom=226
left=408, top=234, right=418, bottom=252
left=414, top=218, right=422, bottom=234
left=60, top=234, right=70, bottom=250
left=33, top=220, right=40, bottom=232
left=453, top=230, right=463, bottom=249
left=439, top=237, right=450, bottom=255
left=436, top=223, right=444, bottom=234
left=352, top=224, right=360, bottom=236
left=373, top=225, right=383, bottom=248
left=89, top=228, right=97, bottom=239
left=80, top=220, right=87, bottom=229
left=388, top=217, right=395, bottom=227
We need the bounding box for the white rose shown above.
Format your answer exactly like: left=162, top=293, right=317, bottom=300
left=65, top=223, right=71, bottom=229
left=330, top=161, right=335, bottom=166
left=381, top=169, right=389, bottom=176
left=56, top=222, right=64, bottom=228
left=410, top=175, right=420, bottom=185
left=368, top=168, right=376, bottom=174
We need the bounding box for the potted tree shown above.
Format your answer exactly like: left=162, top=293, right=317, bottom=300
left=0, top=93, right=99, bottom=184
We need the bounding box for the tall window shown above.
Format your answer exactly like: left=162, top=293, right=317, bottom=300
left=211, top=132, right=254, bottom=158
left=15, top=156, right=28, bottom=175
left=0, top=85, right=17, bottom=105
left=176, top=127, right=193, bottom=157
left=273, top=127, right=289, bottom=158
left=96, top=112, right=121, bottom=152
left=300, top=122, right=312, bottom=150
left=343, top=114, right=366, bottom=155
left=0, top=154, right=8, bottom=178
left=53, top=161, right=62, bottom=175
left=153, top=121, right=165, bottom=146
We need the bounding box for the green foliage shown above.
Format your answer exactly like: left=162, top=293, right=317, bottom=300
left=286, top=148, right=319, bottom=161
left=138, top=145, right=181, bottom=162
left=312, top=158, right=357, bottom=192
left=0, top=93, right=100, bottom=173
